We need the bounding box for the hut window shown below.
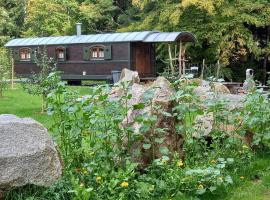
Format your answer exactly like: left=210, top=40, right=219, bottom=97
left=55, top=47, right=66, bottom=61
left=20, top=48, right=31, bottom=61
left=90, top=46, right=104, bottom=59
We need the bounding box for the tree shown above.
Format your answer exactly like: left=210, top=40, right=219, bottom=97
left=120, top=0, right=270, bottom=82
left=23, top=48, right=59, bottom=112
left=78, top=0, right=119, bottom=33
left=23, top=0, right=78, bottom=36
left=0, top=48, right=11, bottom=97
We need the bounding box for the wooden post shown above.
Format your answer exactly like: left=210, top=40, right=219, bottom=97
left=168, top=43, right=174, bottom=75
left=200, top=59, right=205, bottom=80
left=178, top=42, right=182, bottom=77
left=10, top=50, right=14, bottom=89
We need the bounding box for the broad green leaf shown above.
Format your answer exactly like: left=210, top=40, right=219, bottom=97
left=143, top=143, right=151, bottom=150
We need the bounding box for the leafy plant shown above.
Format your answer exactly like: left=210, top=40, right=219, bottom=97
left=0, top=48, right=11, bottom=97
left=23, top=47, right=58, bottom=112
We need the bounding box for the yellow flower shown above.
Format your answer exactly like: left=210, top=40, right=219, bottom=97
left=210, top=160, right=216, bottom=164
left=82, top=168, right=89, bottom=175
left=120, top=181, right=129, bottom=187
left=242, top=145, right=249, bottom=149
left=177, top=160, right=184, bottom=167
left=198, top=184, right=204, bottom=189
left=240, top=176, right=245, bottom=180
left=96, top=176, right=102, bottom=183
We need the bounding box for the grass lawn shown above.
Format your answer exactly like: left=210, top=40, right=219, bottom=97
left=0, top=85, right=90, bottom=128
left=1, top=85, right=270, bottom=200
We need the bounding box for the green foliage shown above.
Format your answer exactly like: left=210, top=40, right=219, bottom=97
left=23, top=48, right=59, bottom=112
left=79, top=0, right=119, bottom=33
left=23, top=0, right=78, bottom=37
left=33, top=77, right=269, bottom=199
left=0, top=48, right=11, bottom=97
left=242, top=90, right=270, bottom=147
left=121, top=0, right=270, bottom=82
left=1, top=0, right=269, bottom=81
left=2, top=78, right=270, bottom=199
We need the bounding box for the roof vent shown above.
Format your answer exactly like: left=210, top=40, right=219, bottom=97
left=76, top=23, right=82, bottom=36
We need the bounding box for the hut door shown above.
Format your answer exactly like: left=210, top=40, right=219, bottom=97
left=133, top=43, right=152, bottom=77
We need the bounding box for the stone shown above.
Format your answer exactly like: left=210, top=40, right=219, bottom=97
left=120, top=77, right=184, bottom=166
left=193, top=83, right=245, bottom=138
left=119, top=68, right=140, bottom=84
left=193, top=113, right=213, bottom=138
left=193, top=81, right=244, bottom=110
left=210, top=82, right=231, bottom=94
left=110, top=68, right=140, bottom=99
left=193, top=112, right=238, bottom=138
left=0, top=114, right=63, bottom=191
left=193, top=82, right=230, bottom=100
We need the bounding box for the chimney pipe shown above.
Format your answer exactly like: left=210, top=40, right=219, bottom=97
left=76, top=23, right=82, bottom=36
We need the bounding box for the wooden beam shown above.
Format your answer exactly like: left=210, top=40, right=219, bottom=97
left=168, top=43, right=174, bottom=75
left=10, top=49, right=14, bottom=89
left=178, top=42, right=182, bottom=77
left=200, top=59, right=205, bottom=80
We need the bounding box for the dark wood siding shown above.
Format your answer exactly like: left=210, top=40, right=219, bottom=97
left=13, top=43, right=130, bottom=79
left=130, top=42, right=155, bottom=77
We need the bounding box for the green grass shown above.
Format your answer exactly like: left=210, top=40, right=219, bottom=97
left=1, top=86, right=270, bottom=200
left=0, top=85, right=90, bottom=128
left=225, top=153, right=270, bottom=200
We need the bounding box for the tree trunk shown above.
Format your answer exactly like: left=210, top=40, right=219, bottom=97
left=216, top=60, right=220, bottom=81
left=200, top=59, right=205, bottom=80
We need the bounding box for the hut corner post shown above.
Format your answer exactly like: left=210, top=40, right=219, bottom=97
left=178, top=42, right=186, bottom=78
left=10, top=49, right=14, bottom=90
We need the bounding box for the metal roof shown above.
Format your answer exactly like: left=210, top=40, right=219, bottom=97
left=5, top=31, right=195, bottom=47
left=143, top=32, right=196, bottom=43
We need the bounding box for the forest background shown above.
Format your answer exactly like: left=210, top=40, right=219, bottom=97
left=0, top=0, right=269, bottom=82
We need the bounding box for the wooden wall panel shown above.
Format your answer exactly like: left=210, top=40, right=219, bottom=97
left=12, top=42, right=130, bottom=78
left=15, top=61, right=129, bottom=76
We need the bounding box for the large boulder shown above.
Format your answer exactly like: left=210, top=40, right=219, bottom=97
left=192, top=81, right=245, bottom=138
left=193, top=80, right=244, bottom=110
left=120, top=77, right=184, bottom=166
left=0, top=114, right=62, bottom=191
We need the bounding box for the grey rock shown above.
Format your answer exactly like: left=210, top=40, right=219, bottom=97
left=110, top=69, right=140, bottom=99
left=120, top=77, right=184, bottom=166
left=119, top=68, right=140, bottom=84
left=0, top=114, right=62, bottom=190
